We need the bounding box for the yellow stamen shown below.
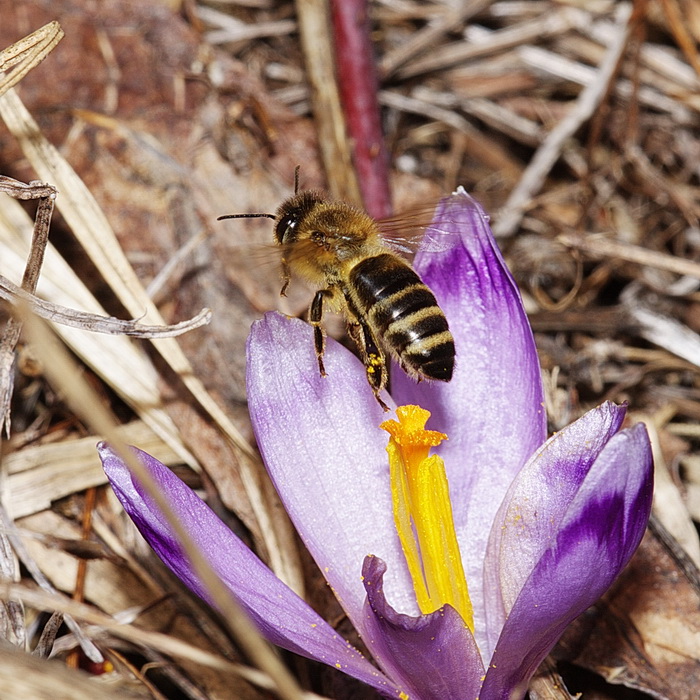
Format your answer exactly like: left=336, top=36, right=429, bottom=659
left=381, top=405, right=474, bottom=632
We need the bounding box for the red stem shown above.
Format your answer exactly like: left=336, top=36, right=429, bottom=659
left=330, top=0, right=392, bottom=218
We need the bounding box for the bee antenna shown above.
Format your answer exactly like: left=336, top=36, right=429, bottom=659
left=217, top=213, right=276, bottom=221
left=294, top=165, right=300, bottom=194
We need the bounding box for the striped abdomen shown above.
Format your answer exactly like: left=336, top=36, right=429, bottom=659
left=348, top=253, right=455, bottom=381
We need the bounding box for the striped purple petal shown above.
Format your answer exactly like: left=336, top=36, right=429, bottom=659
left=393, top=189, right=547, bottom=650
left=480, top=421, right=653, bottom=698
left=361, top=555, right=484, bottom=700
left=483, top=401, right=628, bottom=653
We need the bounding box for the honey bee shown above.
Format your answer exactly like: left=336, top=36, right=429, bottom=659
left=218, top=175, right=455, bottom=410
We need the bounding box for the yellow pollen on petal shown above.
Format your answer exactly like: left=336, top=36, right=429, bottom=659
left=380, top=405, right=474, bottom=632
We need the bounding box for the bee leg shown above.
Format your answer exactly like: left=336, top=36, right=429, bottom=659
left=348, top=320, right=390, bottom=412
left=309, top=289, right=332, bottom=377
left=280, top=258, right=291, bottom=297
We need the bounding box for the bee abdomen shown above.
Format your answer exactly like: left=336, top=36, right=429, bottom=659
left=349, top=253, right=455, bottom=382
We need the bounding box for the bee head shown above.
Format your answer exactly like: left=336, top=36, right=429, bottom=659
left=274, top=190, right=326, bottom=245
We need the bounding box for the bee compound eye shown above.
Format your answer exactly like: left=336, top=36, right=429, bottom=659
left=275, top=214, right=297, bottom=244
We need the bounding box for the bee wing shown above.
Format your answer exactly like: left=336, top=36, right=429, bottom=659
left=377, top=203, right=454, bottom=256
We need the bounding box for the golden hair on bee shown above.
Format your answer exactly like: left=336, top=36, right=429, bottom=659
left=218, top=172, right=455, bottom=411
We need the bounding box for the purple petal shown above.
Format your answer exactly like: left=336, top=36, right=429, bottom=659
left=392, top=189, right=547, bottom=647
left=480, top=422, right=653, bottom=699
left=98, top=443, right=397, bottom=696
left=361, top=555, right=484, bottom=700
left=247, top=313, right=418, bottom=638
left=483, top=402, right=627, bottom=652
left=394, top=189, right=546, bottom=469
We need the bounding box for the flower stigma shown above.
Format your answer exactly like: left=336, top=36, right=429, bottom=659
left=381, top=405, right=474, bottom=632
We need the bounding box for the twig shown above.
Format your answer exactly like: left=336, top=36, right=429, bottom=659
left=0, top=275, right=212, bottom=337
left=145, top=227, right=208, bottom=301
left=0, top=178, right=57, bottom=436
left=625, top=144, right=700, bottom=227
left=584, top=0, right=648, bottom=200
left=659, top=0, right=700, bottom=78
left=528, top=656, right=576, bottom=699
left=517, top=44, right=691, bottom=122
left=379, top=0, right=493, bottom=79
left=492, top=4, right=633, bottom=237
left=620, top=284, right=700, bottom=367
left=649, top=515, right=700, bottom=596
left=395, top=7, right=584, bottom=79
left=0, top=507, right=103, bottom=663
left=410, top=86, right=544, bottom=147
left=558, top=231, right=700, bottom=281
left=0, top=511, right=24, bottom=650
left=379, top=90, right=522, bottom=179
left=198, top=6, right=296, bottom=45
left=0, top=582, right=322, bottom=697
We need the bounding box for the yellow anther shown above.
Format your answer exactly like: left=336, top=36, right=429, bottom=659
left=381, top=405, right=474, bottom=632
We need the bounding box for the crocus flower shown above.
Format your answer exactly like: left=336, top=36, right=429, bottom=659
left=99, top=189, right=653, bottom=699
